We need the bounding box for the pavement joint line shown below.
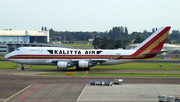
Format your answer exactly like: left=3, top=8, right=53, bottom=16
left=77, top=84, right=88, bottom=102
left=170, top=84, right=179, bottom=96
left=2, top=82, right=37, bottom=102
left=153, top=84, right=160, bottom=96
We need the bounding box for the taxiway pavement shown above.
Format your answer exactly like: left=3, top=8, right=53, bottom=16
left=78, top=84, right=180, bottom=102
left=1, top=71, right=180, bottom=102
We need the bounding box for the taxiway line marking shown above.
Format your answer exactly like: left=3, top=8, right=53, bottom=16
left=77, top=84, right=88, bottom=101
left=19, top=84, right=50, bottom=102
left=2, top=82, right=37, bottom=102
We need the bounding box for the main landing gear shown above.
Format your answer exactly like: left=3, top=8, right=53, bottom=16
left=86, top=68, right=90, bottom=71
left=76, top=67, right=90, bottom=71
left=21, top=64, right=24, bottom=70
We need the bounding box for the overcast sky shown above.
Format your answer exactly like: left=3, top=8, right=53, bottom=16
left=1, top=0, right=180, bottom=33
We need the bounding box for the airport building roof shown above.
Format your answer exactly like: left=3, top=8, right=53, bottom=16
left=0, top=30, right=49, bottom=36
left=0, top=30, right=49, bottom=43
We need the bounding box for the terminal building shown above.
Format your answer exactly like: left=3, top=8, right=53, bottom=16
left=0, top=30, right=49, bottom=43
left=0, top=30, right=75, bottom=53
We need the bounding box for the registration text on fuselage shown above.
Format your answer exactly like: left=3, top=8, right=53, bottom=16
left=47, top=50, right=103, bottom=55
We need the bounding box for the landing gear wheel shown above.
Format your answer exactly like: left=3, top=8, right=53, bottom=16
left=21, top=67, right=24, bottom=70
left=21, top=64, right=24, bottom=70
left=86, top=68, right=90, bottom=71
left=76, top=67, right=90, bottom=71
left=76, top=67, right=81, bottom=71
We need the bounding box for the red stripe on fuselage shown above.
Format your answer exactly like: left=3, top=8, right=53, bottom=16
left=9, top=55, right=120, bottom=59
left=9, top=54, right=156, bottom=60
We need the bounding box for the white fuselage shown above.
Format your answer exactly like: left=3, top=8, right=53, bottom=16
left=5, top=47, right=137, bottom=65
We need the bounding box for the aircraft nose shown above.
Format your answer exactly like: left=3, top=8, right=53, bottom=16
left=5, top=54, right=9, bottom=59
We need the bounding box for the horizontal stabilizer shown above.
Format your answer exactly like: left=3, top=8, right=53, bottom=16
left=142, top=51, right=167, bottom=55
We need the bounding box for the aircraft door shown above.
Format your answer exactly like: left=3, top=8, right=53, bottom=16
left=38, top=47, right=43, bottom=53
left=37, top=47, right=45, bottom=63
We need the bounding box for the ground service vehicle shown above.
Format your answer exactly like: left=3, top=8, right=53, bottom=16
left=96, top=80, right=104, bottom=86
left=89, top=80, right=96, bottom=85
left=114, top=79, right=123, bottom=85
left=103, top=80, right=113, bottom=86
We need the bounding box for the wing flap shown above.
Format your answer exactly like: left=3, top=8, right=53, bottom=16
left=115, top=56, right=123, bottom=59
left=51, top=59, right=109, bottom=63
left=72, top=59, right=108, bottom=62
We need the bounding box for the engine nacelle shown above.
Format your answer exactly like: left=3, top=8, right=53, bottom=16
left=57, top=62, right=67, bottom=68
left=78, top=61, right=89, bottom=68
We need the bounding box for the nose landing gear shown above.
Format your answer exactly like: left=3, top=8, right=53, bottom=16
left=21, top=64, right=24, bottom=70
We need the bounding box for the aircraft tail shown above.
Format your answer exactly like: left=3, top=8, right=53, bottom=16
left=132, top=26, right=171, bottom=57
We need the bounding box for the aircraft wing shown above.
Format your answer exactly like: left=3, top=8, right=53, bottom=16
left=51, top=55, right=123, bottom=64
left=51, top=59, right=109, bottom=63
left=72, top=59, right=109, bottom=62
left=115, top=56, right=123, bottom=59
left=142, top=51, right=167, bottom=55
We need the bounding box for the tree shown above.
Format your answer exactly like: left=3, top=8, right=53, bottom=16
left=109, top=39, right=116, bottom=49
left=165, top=38, right=171, bottom=44
left=100, top=37, right=110, bottom=49
left=134, top=37, right=145, bottom=44
left=152, top=28, right=155, bottom=33
left=85, top=33, right=93, bottom=41
left=125, top=27, right=128, bottom=35
left=49, top=28, right=54, bottom=32
left=122, top=39, right=130, bottom=48
left=93, top=37, right=102, bottom=49
left=108, top=27, right=121, bottom=40
left=115, top=40, right=123, bottom=48
left=45, top=27, right=47, bottom=31
left=41, top=27, right=43, bottom=31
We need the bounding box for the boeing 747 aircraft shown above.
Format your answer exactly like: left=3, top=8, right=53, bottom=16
left=5, top=26, right=171, bottom=70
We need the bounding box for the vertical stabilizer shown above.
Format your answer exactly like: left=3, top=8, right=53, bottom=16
left=133, top=26, right=171, bottom=56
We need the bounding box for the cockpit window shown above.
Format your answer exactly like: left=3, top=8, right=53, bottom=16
left=16, top=49, right=20, bottom=51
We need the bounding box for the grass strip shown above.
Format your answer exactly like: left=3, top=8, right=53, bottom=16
left=61, top=44, right=94, bottom=49
left=27, top=65, right=57, bottom=69
left=0, top=56, right=5, bottom=59
left=1, top=62, right=179, bottom=70
left=0, top=61, right=21, bottom=69
left=39, top=72, right=85, bottom=76
left=62, top=43, right=92, bottom=47
left=172, top=58, right=180, bottom=60
left=143, top=57, right=164, bottom=60
left=38, top=73, right=180, bottom=77
left=26, top=63, right=179, bottom=70
left=26, top=65, right=76, bottom=70
left=93, top=63, right=179, bottom=70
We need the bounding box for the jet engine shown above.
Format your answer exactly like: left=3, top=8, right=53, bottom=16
left=78, top=61, right=89, bottom=68
left=57, top=61, right=67, bottom=68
